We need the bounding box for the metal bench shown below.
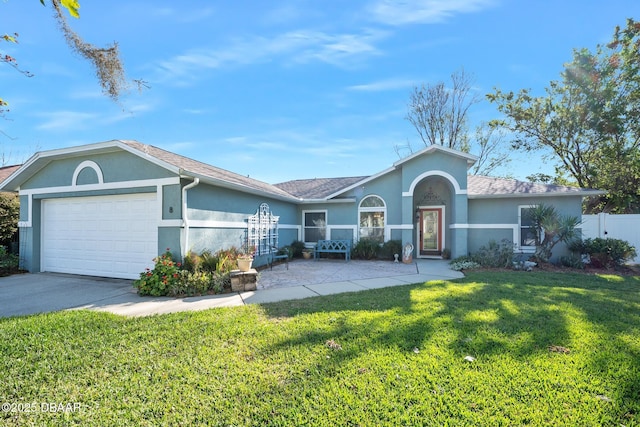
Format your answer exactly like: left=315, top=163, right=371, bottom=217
left=314, top=239, right=351, bottom=261
left=270, top=246, right=289, bottom=270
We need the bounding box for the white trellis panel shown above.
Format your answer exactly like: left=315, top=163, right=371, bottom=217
left=247, top=203, right=280, bottom=256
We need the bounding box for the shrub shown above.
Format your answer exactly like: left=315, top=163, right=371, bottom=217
left=214, top=247, right=240, bottom=274
left=290, top=240, right=306, bottom=258
left=472, top=239, right=514, bottom=268
left=0, top=245, right=19, bottom=277
left=559, top=254, right=585, bottom=269
left=181, top=251, right=199, bottom=273
left=379, top=240, right=402, bottom=260
left=199, top=250, right=218, bottom=273
left=525, top=204, right=581, bottom=262
left=135, top=248, right=233, bottom=297
left=211, top=271, right=230, bottom=293
left=0, top=193, right=19, bottom=244
left=352, top=238, right=380, bottom=260
left=134, top=250, right=181, bottom=296
left=450, top=256, right=480, bottom=271
left=582, top=237, right=637, bottom=267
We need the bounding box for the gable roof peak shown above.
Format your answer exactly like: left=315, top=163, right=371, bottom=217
left=393, top=144, right=478, bottom=168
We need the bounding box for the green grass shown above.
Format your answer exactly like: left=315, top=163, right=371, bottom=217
left=1, top=271, right=639, bottom=426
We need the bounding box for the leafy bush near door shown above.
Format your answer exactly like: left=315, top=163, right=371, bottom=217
left=449, top=239, right=514, bottom=271
left=472, top=239, right=515, bottom=268
left=289, top=240, right=306, bottom=258
left=352, top=238, right=380, bottom=260
left=380, top=240, right=402, bottom=260
left=352, top=239, right=403, bottom=260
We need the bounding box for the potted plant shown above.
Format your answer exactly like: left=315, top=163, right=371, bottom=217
left=302, top=248, right=313, bottom=259
left=237, top=244, right=255, bottom=272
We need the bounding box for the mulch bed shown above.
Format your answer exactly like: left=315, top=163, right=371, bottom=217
left=536, top=262, right=640, bottom=276
left=473, top=263, right=639, bottom=276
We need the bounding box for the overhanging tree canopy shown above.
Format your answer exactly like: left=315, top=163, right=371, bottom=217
left=488, top=19, right=640, bottom=213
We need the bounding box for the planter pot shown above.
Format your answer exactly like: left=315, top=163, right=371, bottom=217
left=302, top=251, right=312, bottom=260
left=237, top=258, right=253, bottom=272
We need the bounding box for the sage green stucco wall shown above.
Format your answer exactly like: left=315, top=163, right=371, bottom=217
left=467, top=195, right=584, bottom=260
left=183, top=183, right=299, bottom=263
left=17, top=150, right=177, bottom=273
left=400, top=151, right=469, bottom=194
left=302, top=150, right=474, bottom=258
left=398, top=150, right=470, bottom=258
left=21, top=152, right=175, bottom=190
left=163, top=184, right=182, bottom=220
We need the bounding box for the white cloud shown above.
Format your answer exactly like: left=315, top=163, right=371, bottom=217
left=155, top=29, right=387, bottom=83
left=35, top=103, right=153, bottom=131
left=291, top=30, right=386, bottom=67
left=347, top=77, right=417, bottom=92
left=36, top=111, right=98, bottom=131
left=369, top=0, right=496, bottom=26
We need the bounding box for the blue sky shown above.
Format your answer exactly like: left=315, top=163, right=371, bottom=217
left=1, top=0, right=637, bottom=183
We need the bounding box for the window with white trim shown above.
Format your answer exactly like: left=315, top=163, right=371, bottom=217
left=303, top=211, right=326, bottom=243
left=519, top=205, right=537, bottom=250
left=359, top=195, right=386, bottom=243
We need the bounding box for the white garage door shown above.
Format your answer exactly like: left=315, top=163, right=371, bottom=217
left=41, top=193, right=159, bottom=279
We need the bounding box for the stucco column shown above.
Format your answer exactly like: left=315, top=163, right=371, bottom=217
left=401, top=194, right=415, bottom=253
left=451, top=193, right=469, bottom=258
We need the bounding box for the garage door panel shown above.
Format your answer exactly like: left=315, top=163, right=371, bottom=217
left=42, top=193, right=158, bottom=279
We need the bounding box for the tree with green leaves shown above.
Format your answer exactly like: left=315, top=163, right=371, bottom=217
left=0, top=192, right=19, bottom=244
left=488, top=19, right=640, bottom=213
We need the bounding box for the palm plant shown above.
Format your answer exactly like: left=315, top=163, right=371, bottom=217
left=527, top=204, right=581, bottom=262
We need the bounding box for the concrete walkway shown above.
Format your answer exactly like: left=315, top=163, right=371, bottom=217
left=0, top=259, right=463, bottom=318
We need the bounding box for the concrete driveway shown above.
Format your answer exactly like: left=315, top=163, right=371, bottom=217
left=0, top=260, right=462, bottom=318
left=0, top=273, right=246, bottom=318
left=0, top=273, right=137, bottom=317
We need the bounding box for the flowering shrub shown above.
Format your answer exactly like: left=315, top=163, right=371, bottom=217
left=134, top=248, right=231, bottom=297
left=133, top=249, right=181, bottom=296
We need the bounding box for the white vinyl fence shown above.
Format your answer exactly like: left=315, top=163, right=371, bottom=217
left=581, top=214, right=640, bottom=264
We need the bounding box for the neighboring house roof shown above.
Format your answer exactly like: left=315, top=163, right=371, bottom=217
left=274, top=177, right=368, bottom=199
left=0, top=165, right=21, bottom=188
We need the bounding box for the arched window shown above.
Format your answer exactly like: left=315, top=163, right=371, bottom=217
left=359, top=195, right=386, bottom=243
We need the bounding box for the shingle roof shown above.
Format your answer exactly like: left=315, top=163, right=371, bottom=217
left=0, top=139, right=600, bottom=200
left=467, top=175, right=597, bottom=197
left=120, top=140, right=297, bottom=200
left=0, top=165, right=21, bottom=188
left=274, top=176, right=369, bottom=199
left=275, top=174, right=599, bottom=200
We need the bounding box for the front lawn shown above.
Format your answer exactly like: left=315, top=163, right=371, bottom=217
left=1, top=271, right=638, bottom=426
